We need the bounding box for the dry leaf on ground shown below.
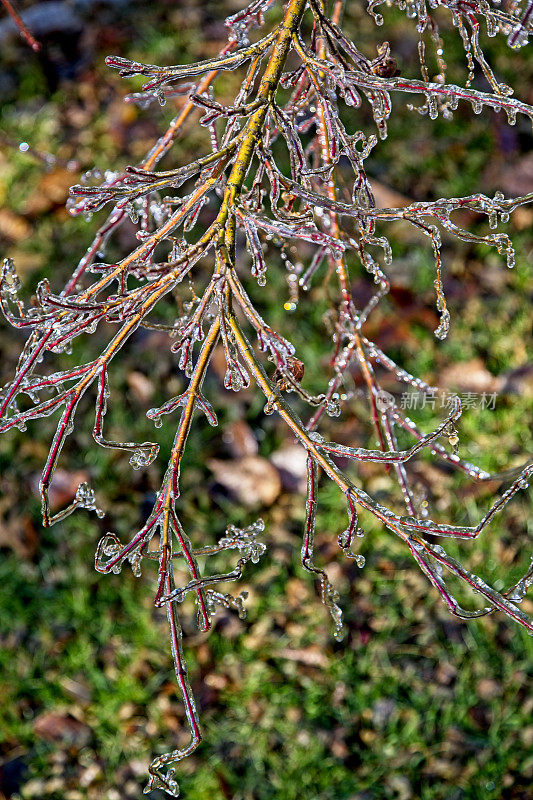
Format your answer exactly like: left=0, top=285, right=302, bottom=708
left=34, top=713, right=91, bottom=748
left=208, top=455, right=281, bottom=507
left=438, top=358, right=502, bottom=393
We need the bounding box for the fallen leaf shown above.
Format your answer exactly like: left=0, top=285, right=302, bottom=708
left=25, top=168, right=78, bottom=216
left=59, top=676, right=92, bottom=705
left=33, top=713, right=91, bottom=748
left=208, top=455, right=281, bottom=507
left=386, top=775, right=413, bottom=800
left=435, top=662, right=457, bottom=686
left=275, top=646, right=329, bottom=668
left=80, top=763, right=102, bottom=788
left=330, top=728, right=349, bottom=760
left=457, top=478, right=501, bottom=502
left=223, top=419, right=258, bottom=458
left=376, top=558, right=396, bottom=577
left=438, top=358, right=502, bottom=393
left=500, top=363, right=533, bottom=399
left=493, top=152, right=533, bottom=198
left=511, top=206, right=533, bottom=231
left=0, top=209, right=31, bottom=242
left=368, top=179, right=411, bottom=209
left=31, top=468, right=89, bottom=508
left=0, top=515, right=38, bottom=558
left=4, top=248, right=45, bottom=277
left=359, top=729, right=377, bottom=745
left=477, top=678, right=502, bottom=700
left=270, top=444, right=307, bottom=493
left=126, top=371, right=154, bottom=403
left=286, top=576, right=311, bottom=608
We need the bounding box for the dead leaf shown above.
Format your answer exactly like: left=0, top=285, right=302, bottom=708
left=493, top=152, right=533, bottom=198
left=435, top=662, right=457, bottom=686
left=25, top=169, right=78, bottom=216
left=275, top=646, right=329, bottom=668
left=223, top=419, right=258, bottom=458
left=500, top=363, right=533, bottom=399
left=0, top=209, right=31, bottom=242
left=270, top=444, right=307, bottom=493
left=330, top=728, right=349, bottom=759
left=80, top=763, right=102, bottom=788
left=204, top=673, right=227, bottom=690
left=438, top=358, right=502, bottom=394
left=376, top=559, right=396, bottom=577
left=0, top=515, right=38, bottom=558
left=457, top=478, right=501, bottom=502
left=31, top=468, right=89, bottom=509
left=386, top=775, right=413, bottom=800
left=477, top=678, right=502, bottom=700
left=126, top=371, right=154, bottom=403
left=4, top=248, right=45, bottom=277
left=59, top=676, right=92, bottom=705
left=369, top=179, right=411, bottom=209
left=208, top=455, right=281, bottom=507
left=34, top=713, right=91, bottom=748
left=286, top=576, right=311, bottom=608
left=511, top=207, right=533, bottom=231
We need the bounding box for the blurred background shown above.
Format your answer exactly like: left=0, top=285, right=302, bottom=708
left=0, top=1, right=532, bottom=798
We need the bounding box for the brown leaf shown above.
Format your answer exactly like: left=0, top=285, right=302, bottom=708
left=456, top=478, right=501, bottom=502
left=500, top=363, right=533, bottom=399
left=3, top=248, right=45, bottom=277
left=376, top=559, right=396, bottom=577
left=59, top=676, right=92, bottom=705
left=25, top=169, right=78, bottom=216
left=80, top=763, right=102, bottom=788
left=126, top=371, right=154, bottom=403
left=0, top=515, right=38, bottom=558
left=270, top=444, right=307, bottom=493
left=368, top=179, right=411, bottom=209
left=360, top=729, right=377, bottom=745
left=386, top=776, right=413, bottom=800
left=330, top=728, right=349, bottom=759
left=511, top=207, right=533, bottom=231
left=286, top=576, right=311, bottom=608
left=494, top=152, right=533, bottom=198
left=477, top=678, right=502, bottom=700
left=31, top=468, right=89, bottom=509
left=34, top=713, right=91, bottom=748
left=438, top=358, right=502, bottom=394
left=435, top=662, right=457, bottom=686
left=272, top=356, right=305, bottom=391
left=208, top=455, right=281, bottom=507
left=223, top=419, right=258, bottom=458
left=0, top=209, right=31, bottom=242
left=275, top=646, right=329, bottom=668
